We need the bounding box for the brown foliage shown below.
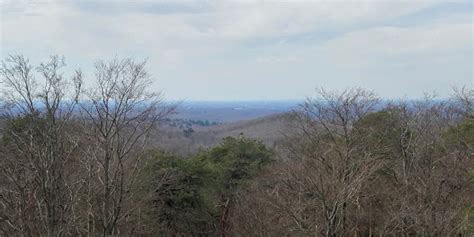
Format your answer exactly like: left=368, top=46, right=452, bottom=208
left=229, top=88, right=474, bottom=237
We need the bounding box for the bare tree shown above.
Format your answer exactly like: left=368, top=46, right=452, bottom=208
left=0, top=55, right=82, bottom=236
left=453, top=86, right=473, bottom=118
left=229, top=88, right=473, bottom=236
left=272, top=88, right=382, bottom=236
left=77, top=58, right=174, bottom=236
left=378, top=96, right=473, bottom=236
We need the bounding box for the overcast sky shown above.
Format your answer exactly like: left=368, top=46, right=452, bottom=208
left=1, top=0, right=472, bottom=101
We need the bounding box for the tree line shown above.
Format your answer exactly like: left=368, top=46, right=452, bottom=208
left=0, top=55, right=174, bottom=236
left=0, top=55, right=472, bottom=236
left=230, top=88, right=473, bottom=236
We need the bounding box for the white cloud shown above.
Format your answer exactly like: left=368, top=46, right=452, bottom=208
left=192, top=1, right=441, bottom=41
left=256, top=56, right=299, bottom=63
left=321, top=22, right=472, bottom=69
left=0, top=0, right=472, bottom=100
left=1, top=1, right=444, bottom=53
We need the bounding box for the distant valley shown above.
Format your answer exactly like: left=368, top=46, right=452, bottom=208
left=157, top=100, right=302, bottom=154
left=170, top=100, right=301, bottom=122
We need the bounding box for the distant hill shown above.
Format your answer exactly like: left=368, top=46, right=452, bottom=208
left=0, top=101, right=302, bottom=155
left=171, top=100, right=301, bottom=122
left=154, top=112, right=298, bottom=155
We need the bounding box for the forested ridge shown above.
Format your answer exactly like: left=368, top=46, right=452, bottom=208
left=0, top=55, right=472, bottom=236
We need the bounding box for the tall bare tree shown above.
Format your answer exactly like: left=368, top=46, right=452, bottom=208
left=278, top=88, right=383, bottom=236
left=77, top=58, right=174, bottom=236
left=0, top=55, right=82, bottom=236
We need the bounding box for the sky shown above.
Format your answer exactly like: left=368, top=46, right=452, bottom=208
left=0, top=0, right=473, bottom=101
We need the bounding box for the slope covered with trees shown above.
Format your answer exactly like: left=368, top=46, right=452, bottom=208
left=0, top=55, right=472, bottom=236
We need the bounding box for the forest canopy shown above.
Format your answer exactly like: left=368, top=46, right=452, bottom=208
left=0, top=55, right=472, bottom=236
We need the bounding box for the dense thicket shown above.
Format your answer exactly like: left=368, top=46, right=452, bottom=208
left=0, top=55, right=472, bottom=236
left=130, top=136, right=273, bottom=236
left=229, top=88, right=474, bottom=236
left=0, top=55, right=173, bottom=236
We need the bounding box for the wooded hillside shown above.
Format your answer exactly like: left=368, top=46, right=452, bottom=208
left=0, top=55, right=472, bottom=236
